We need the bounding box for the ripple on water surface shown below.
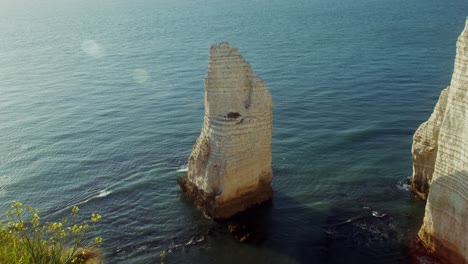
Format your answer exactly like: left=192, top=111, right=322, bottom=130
left=0, top=0, right=467, bottom=263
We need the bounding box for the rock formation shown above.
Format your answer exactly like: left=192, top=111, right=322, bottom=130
left=178, top=42, right=273, bottom=219
left=411, top=18, right=468, bottom=263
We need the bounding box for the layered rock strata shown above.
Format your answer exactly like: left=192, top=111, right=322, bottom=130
left=411, top=18, right=468, bottom=263
left=178, top=42, right=273, bottom=219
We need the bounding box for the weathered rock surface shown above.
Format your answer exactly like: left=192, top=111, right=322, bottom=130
left=411, top=18, right=468, bottom=264
left=178, top=42, right=273, bottom=219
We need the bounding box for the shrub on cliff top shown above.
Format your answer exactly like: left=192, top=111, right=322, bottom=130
left=0, top=201, right=103, bottom=264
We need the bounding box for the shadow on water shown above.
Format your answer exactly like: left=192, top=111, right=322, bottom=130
left=162, top=189, right=425, bottom=264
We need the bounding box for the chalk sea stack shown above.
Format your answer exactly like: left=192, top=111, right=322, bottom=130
left=178, top=42, right=273, bottom=219
left=411, top=18, right=468, bottom=263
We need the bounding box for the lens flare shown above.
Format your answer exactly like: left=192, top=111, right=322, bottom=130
left=132, top=68, right=150, bottom=84
left=81, top=40, right=105, bottom=58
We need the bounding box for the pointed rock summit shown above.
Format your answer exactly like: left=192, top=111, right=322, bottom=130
left=411, top=18, right=468, bottom=263
left=178, top=42, right=273, bottom=219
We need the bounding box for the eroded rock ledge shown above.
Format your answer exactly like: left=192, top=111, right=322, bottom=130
left=411, top=18, right=468, bottom=264
left=178, top=42, right=273, bottom=220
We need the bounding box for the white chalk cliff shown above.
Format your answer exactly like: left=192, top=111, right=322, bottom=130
left=178, top=42, right=273, bottom=219
left=411, top=18, right=468, bottom=263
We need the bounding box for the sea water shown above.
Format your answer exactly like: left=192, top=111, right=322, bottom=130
left=1, top=0, right=467, bottom=263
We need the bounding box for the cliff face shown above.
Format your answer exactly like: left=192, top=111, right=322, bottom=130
left=411, top=18, right=468, bottom=263
left=178, top=42, right=273, bottom=219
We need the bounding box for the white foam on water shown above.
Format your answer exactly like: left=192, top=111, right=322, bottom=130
left=177, top=165, right=188, bottom=173
left=78, top=190, right=112, bottom=205
left=372, top=211, right=387, bottom=218
left=96, top=190, right=112, bottom=198
left=185, top=235, right=205, bottom=246
left=185, top=237, right=194, bottom=246
left=396, top=176, right=412, bottom=191
left=397, top=183, right=411, bottom=191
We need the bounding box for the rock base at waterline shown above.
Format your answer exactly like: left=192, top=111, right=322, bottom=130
left=177, top=174, right=273, bottom=220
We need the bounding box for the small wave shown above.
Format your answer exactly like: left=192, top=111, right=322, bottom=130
left=75, top=190, right=112, bottom=205
left=397, top=183, right=411, bottom=191
left=361, top=205, right=387, bottom=218
left=332, top=214, right=366, bottom=226
left=167, top=241, right=183, bottom=253
left=396, top=177, right=412, bottom=191
left=372, top=211, right=387, bottom=218
left=162, top=234, right=207, bottom=254
left=96, top=190, right=112, bottom=198
left=177, top=165, right=188, bottom=173
left=185, top=235, right=205, bottom=246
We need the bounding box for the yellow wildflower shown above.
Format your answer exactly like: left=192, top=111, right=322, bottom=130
left=91, top=213, right=102, bottom=223
left=15, top=221, right=25, bottom=230
left=52, top=222, right=63, bottom=230
left=68, top=225, right=77, bottom=234
left=31, top=213, right=40, bottom=227
left=12, top=201, right=22, bottom=209
left=71, top=206, right=79, bottom=215
left=94, top=236, right=103, bottom=244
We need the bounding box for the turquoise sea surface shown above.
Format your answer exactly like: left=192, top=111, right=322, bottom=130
left=1, top=0, right=467, bottom=263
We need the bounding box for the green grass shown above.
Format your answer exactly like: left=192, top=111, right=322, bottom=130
left=0, top=201, right=103, bottom=264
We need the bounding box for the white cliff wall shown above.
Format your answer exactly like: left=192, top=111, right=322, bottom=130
left=411, top=18, right=468, bottom=263
left=411, top=87, right=449, bottom=200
